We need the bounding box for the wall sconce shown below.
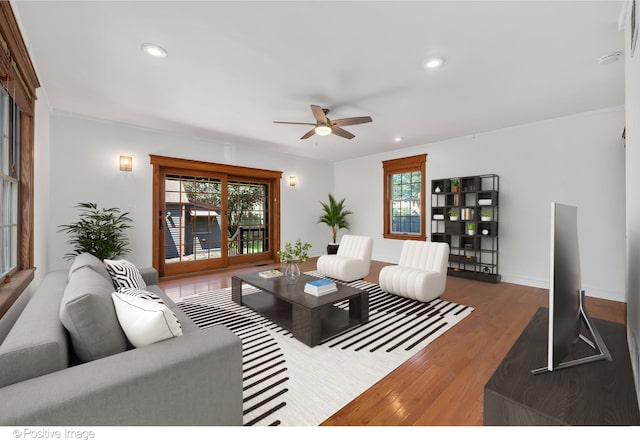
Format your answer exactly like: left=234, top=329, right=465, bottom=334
left=119, top=155, right=132, bottom=172
left=288, top=175, right=297, bottom=187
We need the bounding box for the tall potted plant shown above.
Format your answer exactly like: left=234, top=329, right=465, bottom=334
left=317, top=193, right=352, bottom=254
left=58, top=202, right=133, bottom=261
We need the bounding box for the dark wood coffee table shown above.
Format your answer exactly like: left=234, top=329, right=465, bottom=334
left=231, top=272, right=369, bottom=347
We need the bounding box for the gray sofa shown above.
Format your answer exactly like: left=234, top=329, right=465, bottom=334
left=0, top=253, right=242, bottom=426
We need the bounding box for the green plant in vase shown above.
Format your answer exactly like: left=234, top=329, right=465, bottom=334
left=467, top=222, right=476, bottom=236
left=480, top=208, right=493, bottom=221
left=448, top=208, right=459, bottom=220
left=277, top=239, right=312, bottom=283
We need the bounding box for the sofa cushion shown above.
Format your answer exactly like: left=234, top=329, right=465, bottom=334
left=0, top=271, right=70, bottom=388
left=104, top=259, right=147, bottom=290
left=112, top=291, right=183, bottom=348
left=59, top=266, right=128, bottom=362
left=68, top=252, right=112, bottom=282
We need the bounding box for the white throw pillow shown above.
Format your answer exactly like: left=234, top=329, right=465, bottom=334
left=104, top=259, right=147, bottom=290
left=111, top=291, right=183, bottom=348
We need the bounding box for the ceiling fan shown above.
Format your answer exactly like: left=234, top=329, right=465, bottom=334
left=274, top=104, right=372, bottom=140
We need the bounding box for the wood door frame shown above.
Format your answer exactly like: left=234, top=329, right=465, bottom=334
left=150, top=155, right=282, bottom=277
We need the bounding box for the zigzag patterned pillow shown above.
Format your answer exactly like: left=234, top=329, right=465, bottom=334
left=104, top=259, right=147, bottom=290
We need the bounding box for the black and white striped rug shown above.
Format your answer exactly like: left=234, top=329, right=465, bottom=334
left=175, top=271, right=473, bottom=426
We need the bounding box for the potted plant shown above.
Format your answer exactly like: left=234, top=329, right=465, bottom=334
left=451, top=179, right=460, bottom=193
left=277, top=239, right=312, bottom=283
left=448, top=208, right=459, bottom=221
left=480, top=208, right=493, bottom=221
left=317, top=193, right=352, bottom=254
left=467, top=222, right=476, bottom=236
left=58, top=202, right=133, bottom=261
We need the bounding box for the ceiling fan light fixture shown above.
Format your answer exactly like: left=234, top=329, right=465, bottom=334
left=314, top=125, right=332, bottom=136
left=142, top=43, right=168, bottom=58
left=424, top=57, right=444, bottom=69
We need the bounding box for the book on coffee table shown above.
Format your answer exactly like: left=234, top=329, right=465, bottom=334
left=304, top=278, right=337, bottom=296
left=259, top=269, right=283, bottom=279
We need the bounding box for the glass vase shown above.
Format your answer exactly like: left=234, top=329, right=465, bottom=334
left=284, top=262, right=300, bottom=284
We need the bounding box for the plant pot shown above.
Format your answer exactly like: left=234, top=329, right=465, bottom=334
left=450, top=216, right=459, bottom=221
left=481, top=216, right=492, bottom=221
left=327, top=243, right=339, bottom=255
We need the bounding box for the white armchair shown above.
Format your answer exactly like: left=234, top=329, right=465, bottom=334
left=379, top=240, right=450, bottom=302
left=316, top=235, right=373, bottom=282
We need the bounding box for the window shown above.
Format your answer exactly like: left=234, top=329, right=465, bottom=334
left=0, top=86, right=19, bottom=278
left=382, top=154, right=426, bottom=241
left=0, top=4, right=40, bottom=318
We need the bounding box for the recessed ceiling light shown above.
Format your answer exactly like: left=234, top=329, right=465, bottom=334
left=424, top=57, right=444, bottom=69
left=142, top=43, right=168, bottom=58
left=598, top=51, right=623, bottom=65
left=394, top=137, right=402, bottom=142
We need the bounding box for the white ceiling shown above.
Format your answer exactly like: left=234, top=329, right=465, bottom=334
left=14, top=0, right=626, bottom=162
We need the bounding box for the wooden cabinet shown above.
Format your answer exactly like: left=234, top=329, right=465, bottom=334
left=431, top=174, right=500, bottom=283
left=484, top=308, right=640, bottom=425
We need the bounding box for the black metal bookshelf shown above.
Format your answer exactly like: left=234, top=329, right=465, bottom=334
left=431, top=174, right=500, bottom=283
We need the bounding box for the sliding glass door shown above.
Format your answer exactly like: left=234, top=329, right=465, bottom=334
left=151, top=155, right=281, bottom=277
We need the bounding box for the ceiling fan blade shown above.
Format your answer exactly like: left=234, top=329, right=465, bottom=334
left=273, top=121, right=316, bottom=126
left=331, top=126, right=355, bottom=139
left=310, top=105, right=328, bottom=124
left=301, top=128, right=316, bottom=139
left=332, top=116, right=373, bottom=127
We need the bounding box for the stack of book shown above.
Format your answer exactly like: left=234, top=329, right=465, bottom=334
left=304, top=278, right=337, bottom=296
left=258, top=269, right=283, bottom=279
left=460, top=208, right=475, bottom=220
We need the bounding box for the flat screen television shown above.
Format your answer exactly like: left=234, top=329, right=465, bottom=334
left=531, top=202, right=612, bottom=374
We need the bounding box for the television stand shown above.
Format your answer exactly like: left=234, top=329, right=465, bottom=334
left=484, top=308, right=640, bottom=425
left=532, top=290, right=612, bottom=374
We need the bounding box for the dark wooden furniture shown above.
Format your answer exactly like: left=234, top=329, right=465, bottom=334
left=431, top=174, right=500, bottom=283
left=484, top=307, right=640, bottom=425
left=231, top=273, right=369, bottom=347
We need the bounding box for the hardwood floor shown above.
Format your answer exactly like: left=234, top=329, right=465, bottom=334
left=158, top=258, right=627, bottom=426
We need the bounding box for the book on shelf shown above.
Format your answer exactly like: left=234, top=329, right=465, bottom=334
left=258, top=269, right=283, bottom=279
left=304, top=278, right=337, bottom=296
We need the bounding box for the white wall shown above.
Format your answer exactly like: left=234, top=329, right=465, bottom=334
left=47, top=112, right=334, bottom=270
left=45, top=104, right=626, bottom=302
left=625, top=0, right=640, bottom=405
left=33, top=88, right=52, bottom=285
left=335, top=107, right=626, bottom=301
